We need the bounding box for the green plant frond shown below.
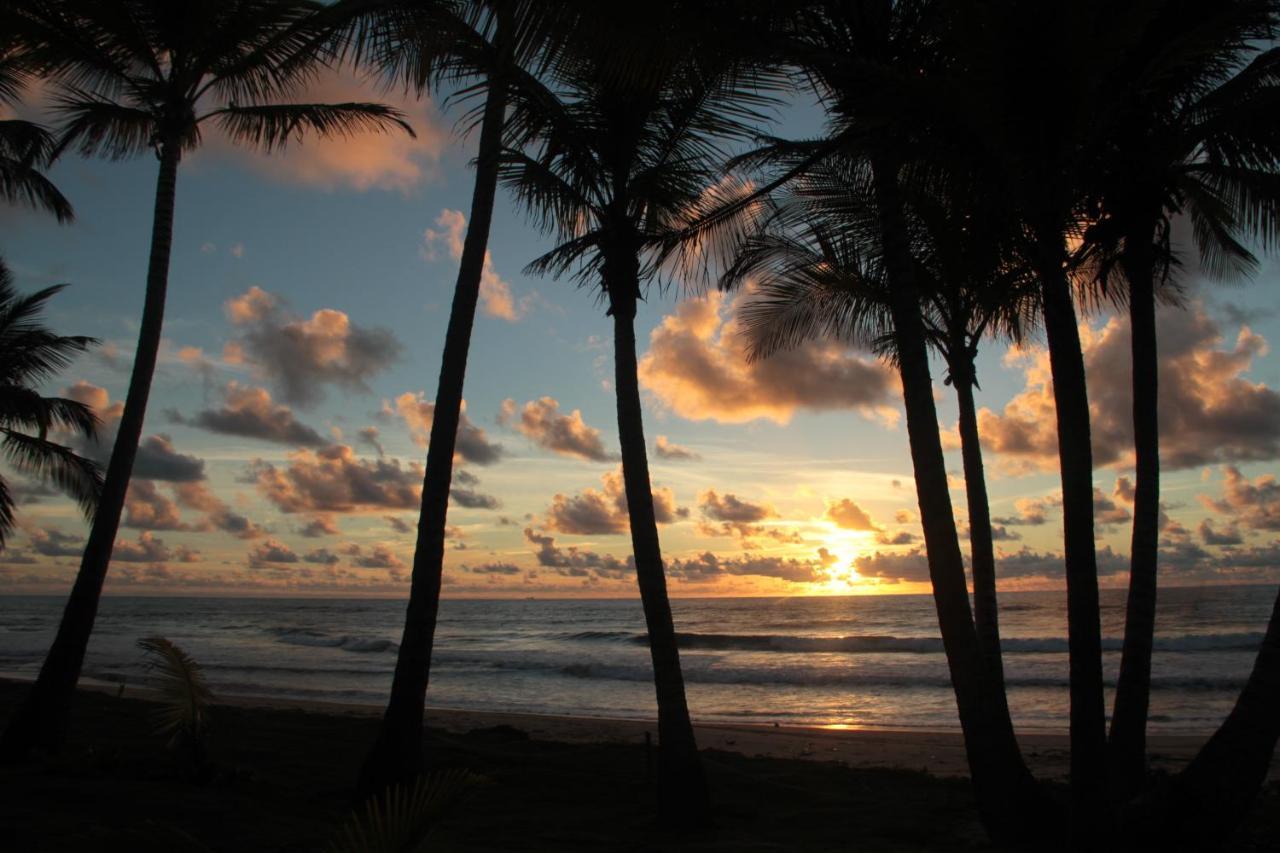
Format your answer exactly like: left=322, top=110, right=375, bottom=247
left=206, top=101, right=413, bottom=153
left=137, top=636, right=214, bottom=752
left=0, top=429, right=103, bottom=521
left=328, top=769, right=484, bottom=853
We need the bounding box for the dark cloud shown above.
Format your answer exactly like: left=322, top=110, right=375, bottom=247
left=133, top=434, right=206, bottom=482
left=27, top=528, right=84, bottom=557
left=248, top=539, right=299, bottom=567
left=224, top=287, right=402, bottom=406
left=466, top=562, right=522, bottom=575
left=699, top=490, right=773, bottom=524
left=667, top=550, right=832, bottom=584
left=499, top=397, right=615, bottom=462
left=303, top=547, right=341, bottom=565
left=251, top=444, right=421, bottom=514
left=1202, top=466, right=1280, bottom=531
left=545, top=468, right=684, bottom=535
left=523, top=528, right=634, bottom=578
left=113, top=532, right=198, bottom=564
left=452, top=488, right=500, bottom=510
left=172, top=382, right=327, bottom=447
left=124, top=481, right=189, bottom=531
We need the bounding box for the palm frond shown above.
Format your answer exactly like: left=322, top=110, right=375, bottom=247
left=137, top=636, right=214, bottom=761
left=52, top=86, right=157, bottom=160
left=328, top=770, right=483, bottom=853
left=0, top=429, right=102, bottom=522
left=206, top=101, right=412, bottom=153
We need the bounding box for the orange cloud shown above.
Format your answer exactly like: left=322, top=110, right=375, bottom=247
left=638, top=292, right=898, bottom=425
left=499, top=397, right=615, bottom=462
left=423, top=208, right=527, bottom=321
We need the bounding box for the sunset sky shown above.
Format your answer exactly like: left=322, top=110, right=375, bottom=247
left=3, top=71, right=1280, bottom=599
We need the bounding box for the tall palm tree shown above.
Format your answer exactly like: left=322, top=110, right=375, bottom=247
left=0, top=0, right=412, bottom=762
left=0, top=42, right=73, bottom=220
left=330, top=0, right=580, bottom=797
left=0, top=257, right=101, bottom=545
left=495, top=2, right=785, bottom=826
left=1083, top=0, right=1280, bottom=799
left=707, top=142, right=1045, bottom=842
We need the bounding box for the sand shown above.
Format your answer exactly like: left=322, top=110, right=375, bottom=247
left=1, top=679, right=1277, bottom=852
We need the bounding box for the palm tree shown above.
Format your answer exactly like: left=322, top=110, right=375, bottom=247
left=0, top=41, right=73, bottom=220
left=329, top=0, right=579, bottom=797
left=0, top=257, right=101, bottom=545
left=495, top=3, right=785, bottom=826
left=0, top=0, right=412, bottom=762
left=708, top=142, right=1044, bottom=842
left=1082, top=0, right=1280, bottom=799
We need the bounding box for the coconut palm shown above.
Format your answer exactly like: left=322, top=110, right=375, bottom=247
left=0, top=42, right=73, bottom=220
left=495, top=2, right=786, bottom=826
left=1082, top=0, right=1280, bottom=799
left=329, top=0, right=581, bottom=797
left=0, top=0, right=412, bottom=762
left=0, top=256, right=101, bottom=545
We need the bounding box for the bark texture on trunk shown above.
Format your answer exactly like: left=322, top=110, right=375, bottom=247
left=0, top=143, right=182, bottom=762
left=1109, top=232, right=1160, bottom=801
left=357, top=59, right=509, bottom=799
left=953, top=365, right=1009, bottom=707
left=1037, top=241, right=1109, bottom=833
left=871, top=155, right=1044, bottom=843
left=1155, top=586, right=1280, bottom=850
left=609, top=275, right=710, bottom=829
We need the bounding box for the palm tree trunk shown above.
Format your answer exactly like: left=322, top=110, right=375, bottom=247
left=0, top=141, right=182, bottom=761
left=356, top=41, right=510, bottom=800
left=870, top=155, right=1045, bottom=842
left=1109, top=230, right=1159, bottom=801
left=952, top=365, right=1009, bottom=706
left=1155, top=585, right=1280, bottom=849
left=1036, top=236, right=1109, bottom=833
left=609, top=279, right=710, bottom=829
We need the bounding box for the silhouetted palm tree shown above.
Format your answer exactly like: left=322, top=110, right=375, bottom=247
left=1083, top=0, right=1280, bottom=799
left=0, top=256, right=101, bottom=545
left=0, top=41, right=72, bottom=220
left=331, top=0, right=579, bottom=798
left=496, top=2, right=785, bottom=826
left=0, top=0, right=412, bottom=762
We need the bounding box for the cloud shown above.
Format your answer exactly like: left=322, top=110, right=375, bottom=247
left=348, top=544, right=406, bottom=569
left=824, top=498, right=878, bottom=531
left=27, top=528, right=84, bottom=557
left=523, top=528, right=633, bottom=578
left=1202, top=466, right=1280, bottom=531
left=1199, top=518, right=1244, bottom=546
left=499, top=397, right=615, bottom=462
left=423, top=209, right=527, bottom=321
left=699, top=490, right=774, bottom=523
left=638, top=291, right=898, bottom=425
left=854, top=549, right=932, bottom=584
left=654, top=435, right=699, bottom=461
left=979, top=304, right=1280, bottom=473
left=298, top=515, right=341, bottom=537
left=172, top=482, right=266, bottom=540
left=545, top=468, right=685, bottom=535
left=394, top=393, right=504, bottom=465
left=250, top=444, right=421, bottom=514
left=667, top=550, right=833, bottom=584
left=992, top=497, right=1053, bottom=527
left=224, top=287, right=402, bottom=406
left=466, top=561, right=523, bottom=575
left=248, top=539, right=299, bottom=568
left=1093, top=488, right=1132, bottom=528
left=124, top=480, right=189, bottom=531
left=358, top=426, right=384, bottom=457
left=452, top=487, right=500, bottom=509
left=113, top=532, right=198, bottom=564
left=303, top=547, right=341, bottom=565
left=205, top=69, right=448, bottom=192
left=172, top=382, right=327, bottom=446
left=385, top=515, right=413, bottom=534
left=133, top=434, right=206, bottom=482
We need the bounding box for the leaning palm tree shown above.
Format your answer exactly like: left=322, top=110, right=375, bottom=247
left=1082, top=0, right=1280, bottom=799
left=0, top=41, right=73, bottom=220
left=495, top=3, right=785, bottom=826
left=0, top=256, right=101, bottom=546
left=0, top=0, right=412, bottom=762
left=329, top=0, right=580, bottom=797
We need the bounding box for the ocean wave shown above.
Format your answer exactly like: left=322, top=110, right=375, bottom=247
left=562, top=630, right=1264, bottom=655
left=269, top=627, right=398, bottom=654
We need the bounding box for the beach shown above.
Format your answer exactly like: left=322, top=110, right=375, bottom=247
left=3, top=679, right=1278, bottom=852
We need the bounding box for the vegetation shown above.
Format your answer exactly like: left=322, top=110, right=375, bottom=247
left=137, top=636, right=214, bottom=767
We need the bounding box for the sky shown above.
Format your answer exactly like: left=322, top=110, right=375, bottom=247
left=2, top=69, right=1280, bottom=599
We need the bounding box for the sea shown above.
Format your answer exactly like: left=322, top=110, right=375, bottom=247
left=0, top=585, right=1272, bottom=732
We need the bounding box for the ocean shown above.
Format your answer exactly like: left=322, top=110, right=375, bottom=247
left=0, top=585, right=1271, bottom=732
